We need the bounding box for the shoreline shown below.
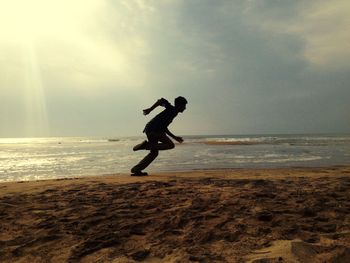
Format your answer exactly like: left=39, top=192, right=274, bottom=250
left=1, top=166, right=350, bottom=262
left=1, top=164, right=349, bottom=185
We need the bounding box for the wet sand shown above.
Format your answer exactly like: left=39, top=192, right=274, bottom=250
left=0, top=166, right=350, bottom=262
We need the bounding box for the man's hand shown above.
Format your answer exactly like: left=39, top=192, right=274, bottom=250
left=143, top=108, right=152, bottom=115
left=174, top=136, right=184, bottom=143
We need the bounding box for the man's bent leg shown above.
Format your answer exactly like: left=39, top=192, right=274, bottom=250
left=146, top=133, right=175, bottom=151
left=131, top=132, right=174, bottom=173
left=131, top=133, right=160, bottom=173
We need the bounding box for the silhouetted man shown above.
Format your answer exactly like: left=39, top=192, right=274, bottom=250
left=131, top=96, right=188, bottom=176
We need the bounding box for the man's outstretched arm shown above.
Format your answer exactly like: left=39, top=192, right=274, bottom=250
left=165, top=128, right=183, bottom=143
left=143, top=98, right=169, bottom=115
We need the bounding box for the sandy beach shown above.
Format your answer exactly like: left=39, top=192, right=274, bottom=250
left=1, top=166, right=350, bottom=262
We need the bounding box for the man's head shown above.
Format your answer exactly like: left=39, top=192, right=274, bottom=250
left=174, top=96, right=187, bottom=113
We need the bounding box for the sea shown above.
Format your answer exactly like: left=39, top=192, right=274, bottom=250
left=0, top=134, right=349, bottom=182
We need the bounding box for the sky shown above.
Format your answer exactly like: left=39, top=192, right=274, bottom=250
left=0, top=0, right=349, bottom=137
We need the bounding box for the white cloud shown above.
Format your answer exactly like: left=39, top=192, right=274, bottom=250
left=292, top=0, right=350, bottom=69
left=244, top=0, right=350, bottom=70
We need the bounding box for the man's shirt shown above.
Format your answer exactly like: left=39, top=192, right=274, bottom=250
left=143, top=98, right=178, bottom=133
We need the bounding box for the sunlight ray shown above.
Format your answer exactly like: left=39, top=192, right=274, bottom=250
left=22, top=40, right=49, bottom=136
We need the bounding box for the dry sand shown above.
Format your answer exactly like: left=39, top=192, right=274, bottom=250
left=0, top=166, right=350, bottom=262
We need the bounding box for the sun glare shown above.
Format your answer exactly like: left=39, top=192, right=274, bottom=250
left=0, top=0, right=138, bottom=87
left=0, top=0, right=100, bottom=43
left=0, top=0, right=102, bottom=136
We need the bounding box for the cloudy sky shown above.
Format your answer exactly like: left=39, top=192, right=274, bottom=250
left=0, top=0, right=349, bottom=137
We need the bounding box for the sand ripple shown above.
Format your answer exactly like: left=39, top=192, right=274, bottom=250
left=0, top=171, right=350, bottom=262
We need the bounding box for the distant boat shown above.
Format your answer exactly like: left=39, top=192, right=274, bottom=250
left=108, top=139, right=120, bottom=142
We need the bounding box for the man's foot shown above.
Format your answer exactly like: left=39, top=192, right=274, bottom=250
left=133, top=140, right=148, bottom=151
left=131, top=171, right=148, bottom=176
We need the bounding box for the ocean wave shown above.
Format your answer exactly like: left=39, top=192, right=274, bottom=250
left=1, top=134, right=349, bottom=182
left=199, top=140, right=261, bottom=145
